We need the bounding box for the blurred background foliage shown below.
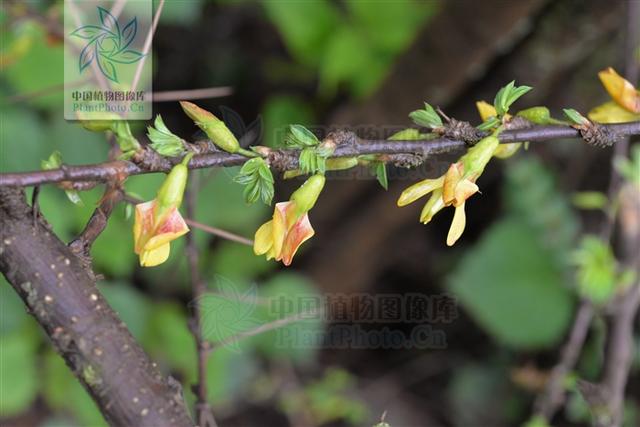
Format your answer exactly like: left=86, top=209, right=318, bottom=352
left=1, top=0, right=638, bottom=426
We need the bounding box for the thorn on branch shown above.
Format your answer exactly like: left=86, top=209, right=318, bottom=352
left=504, top=115, right=535, bottom=131
left=441, top=118, right=482, bottom=146
left=577, top=122, right=621, bottom=148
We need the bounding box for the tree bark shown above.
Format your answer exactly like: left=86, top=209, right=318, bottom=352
left=0, top=186, right=193, bottom=427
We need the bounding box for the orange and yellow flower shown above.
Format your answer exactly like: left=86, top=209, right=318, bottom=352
left=133, top=201, right=189, bottom=267
left=254, top=174, right=325, bottom=265
left=133, top=154, right=191, bottom=267
left=398, top=135, right=500, bottom=246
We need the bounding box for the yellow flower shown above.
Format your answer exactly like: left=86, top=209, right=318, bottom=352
left=589, top=68, right=640, bottom=123
left=598, top=67, right=640, bottom=114
left=133, top=201, right=189, bottom=267
left=398, top=135, right=500, bottom=246
left=132, top=155, right=191, bottom=267
left=254, top=174, right=325, bottom=265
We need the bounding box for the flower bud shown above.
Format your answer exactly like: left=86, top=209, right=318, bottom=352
left=180, top=101, right=240, bottom=153
left=76, top=111, right=121, bottom=132
left=155, top=154, right=192, bottom=217
left=326, top=157, right=358, bottom=171
left=516, top=106, right=551, bottom=124
left=290, top=174, right=325, bottom=214
left=462, top=135, right=500, bottom=177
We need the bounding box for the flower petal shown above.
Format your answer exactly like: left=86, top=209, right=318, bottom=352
left=271, top=201, right=292, bottom=258
left=254, top=220, right=274, bottom=255
left=443, top=163, right=464, bottom=205
left=279, top=214, right=315, bottom=266
left=143, top=208, right=189, bottom=251
left=397, top=177, right=444, bottom=206
left=133, top=201, right=156, bottom=254
left=453, top=179, right=479, bottom=206
left=588, top=101, right=640, bottom=124
left=420, top=189, right=445, bottom=224
left=598, top=67, right=640, bottom=113
left=447, top=203, right=467, bottom=246
left=140, top=243, right=171, bottom=267
left=476, top=100, right=497, bottom=121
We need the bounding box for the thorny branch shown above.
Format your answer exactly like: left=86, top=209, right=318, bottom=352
left=1, top=122, right=639, bottom=188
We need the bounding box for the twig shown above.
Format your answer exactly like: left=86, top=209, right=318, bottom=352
left=185, top=219, right=254, bottom=246
left=122, top=194, right=254, bottom=246
left=534, top=300, right=594, bottom=419
left=185, top=174, right=218, bottom=427
left=213, top=308, right=320, bottom=350
left=153, top=87, right=233, bottom=102
left=2, top=122, right=640, bottom=188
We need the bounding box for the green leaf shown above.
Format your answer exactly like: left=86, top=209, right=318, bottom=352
left=448, top=218, right=573, bottom=349
left=373, top=162, right=388, bottom=190
left=516, top=106, right=564, bottom=125
left=476, top=116, right=501, bottom=131
left=409, top=102, right=443, bottom=129
left=147, top=115, right=186, bottom=157
left=41, top=150, right=63, bottom=169
left=563, top=108, right=589, bottom=126
left=110, top=120, right=141, bottom=154
left=299, top=147, right=328, bottom=175
left=571, top=191, right=609, bottom=210
left=493, top=81, right=532, bottom=116
left=318, top=27, right=372, bottom=97
left=233, top=157, right=274, bottom=205
left=571, top=236, right=618, bottom=305
left=285, top=124, right=320, bottom=148
left=262, top=0, right=340, bottom=67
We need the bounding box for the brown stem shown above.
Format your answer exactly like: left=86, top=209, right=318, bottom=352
left=2, top=122, right=640, bottom=188
left=0, top=187, right=193, bottom=426
left=185, top=174, right=218, bottom=427
left=534, top=300, right=594, bottom=419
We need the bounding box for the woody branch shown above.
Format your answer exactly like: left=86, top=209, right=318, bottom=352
left=1, top=121, right=639, bottom=188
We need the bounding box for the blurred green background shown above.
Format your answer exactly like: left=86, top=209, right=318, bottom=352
left=1, top=0, right=638, bottom=426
